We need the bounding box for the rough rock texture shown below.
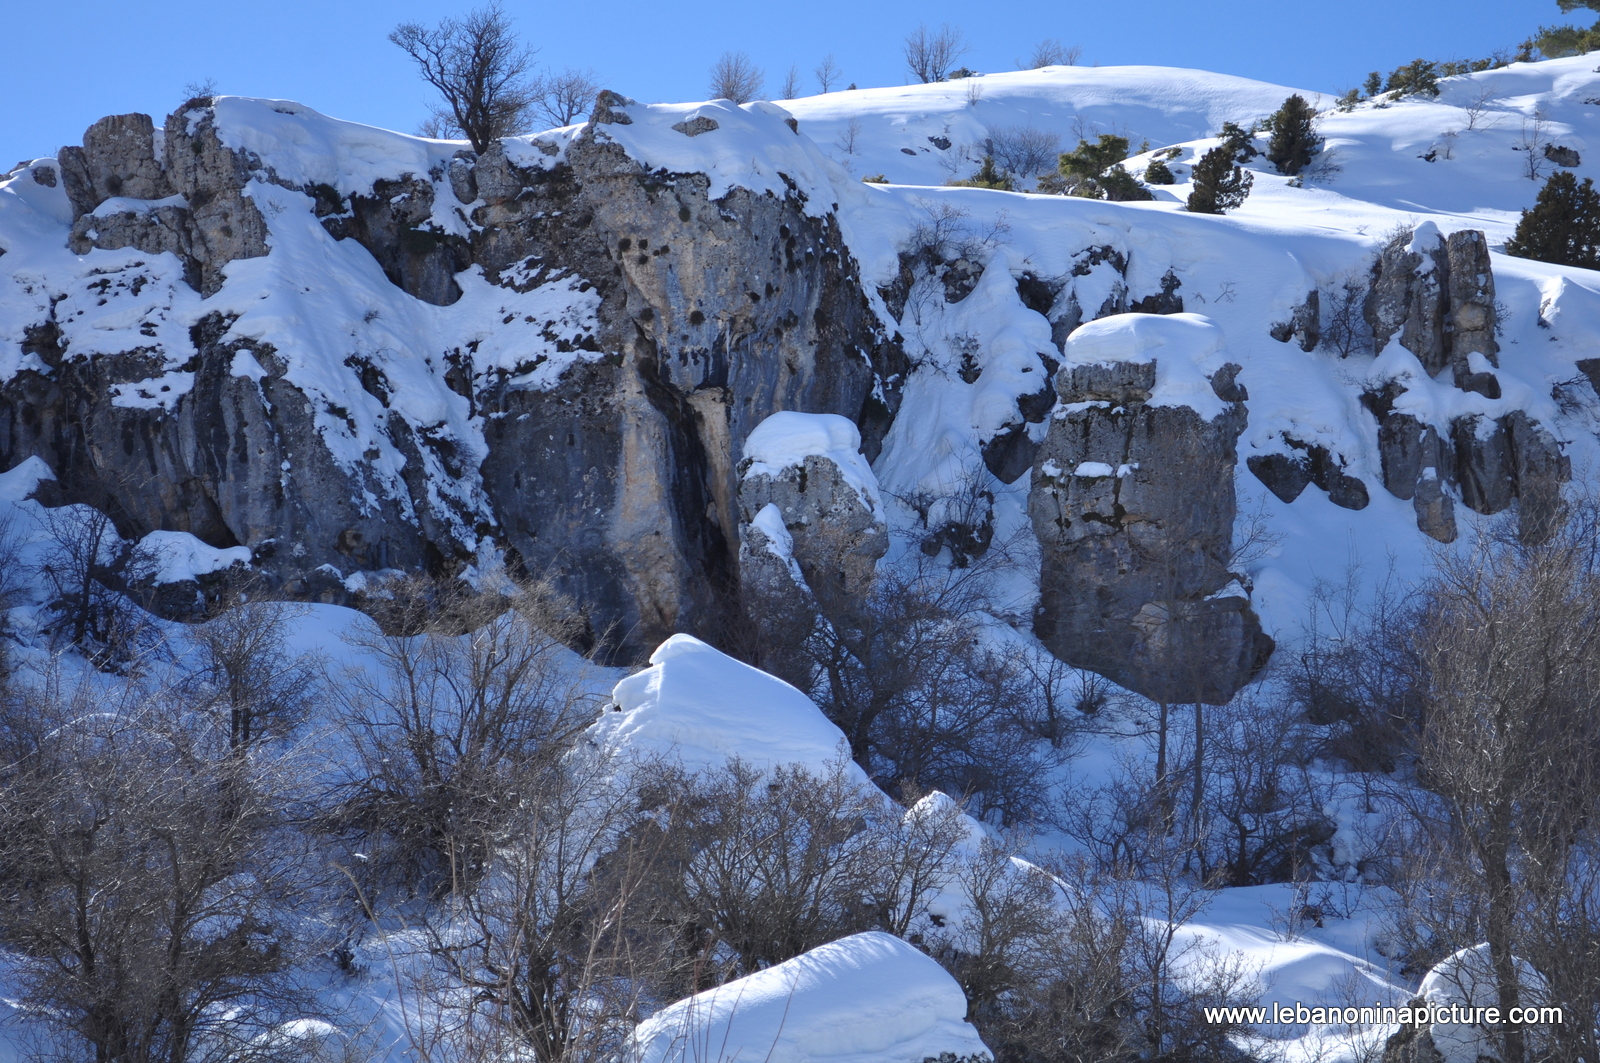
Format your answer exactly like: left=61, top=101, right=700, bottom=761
left=4, top=100, right=899, bottom=660
left=1246, top=437, right=1369, bottom=510
left=738, top=454, right=887, bottom=602
left=62, top=106, right=268, bottom=296
left=1366, top=226, right=1498, bottom=394
left=1029, top=356, right=1272, bottom=704
left=1360, top=228, right=1568, bottom=542
left=1269, top=289, right=1319, bottom=351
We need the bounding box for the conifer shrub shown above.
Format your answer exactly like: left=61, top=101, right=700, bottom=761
left=949, top=156, right=1013, bottom=190
left=1506, top=170, right=1600, bottom=269
left=1263, top=94, right=1321, bottom=176
left=1186, top=144, right=1253, bottom=214
left=1048, top=134, right=1152, bottom=199
left=1383, top=59, right=1440, bottom=98
left=1218, top=121, right=1259, bottom=162
left=1144, top=156, right=1175, bottom=184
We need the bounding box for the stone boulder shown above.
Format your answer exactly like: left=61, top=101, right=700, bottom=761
left=1029, top=313, right=1272, bottom=704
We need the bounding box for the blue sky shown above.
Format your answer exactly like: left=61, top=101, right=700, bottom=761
left=0, top=0, right=1552, bottom=165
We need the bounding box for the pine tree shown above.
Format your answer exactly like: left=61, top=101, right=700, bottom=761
left=1050, top=134, right=1151, bottom=200
left=1383, top=59, right=1439, bottom=98
left=1186, top=144, right=1253, bottom=214
left=1218, top=121, right=1258, bottom=162
left=1506, top=170, right=1600, bottom=269
left=1144, top=156, right=1175, bottom=184
left=1264, top=94, right=1320, bottom=176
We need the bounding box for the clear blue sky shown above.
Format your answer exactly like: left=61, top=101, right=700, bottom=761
left=0, top=0, right=1554, bottom=166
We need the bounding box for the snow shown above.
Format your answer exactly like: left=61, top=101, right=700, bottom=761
left=138, top=530, right=252, bottom=585
left=585, top=634, right=866, bottom=783
left=742, top=411, right=885, bottom=520
left=1063, top=312, right=1233, bottom=420
left=1413, top=945, right=1551, bottom=1063
left=625, top=932, right=989, bottom=1063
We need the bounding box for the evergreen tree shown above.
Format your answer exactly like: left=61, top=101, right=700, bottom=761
left=1506, top=170, right=1600, bottom=269
left=1362, top=72, right=1383, bottom=97
left=1098, top=165, right=1154, bottom=201
left=1535, top=0, right=1600, bottom=57
left=1050, top=134, right=1151, bottom=200
left=1383, top=59, right=1440, bottom=98
left=1186, top=144, right=1253, bottom=215
left=1144, top=156, right=1175, bottom=184
left=950, top=156, right=1013, bottom=190
left=1263, top=94, right=1320, bottom=176
left=1218, top=121, right=1259, bottom=162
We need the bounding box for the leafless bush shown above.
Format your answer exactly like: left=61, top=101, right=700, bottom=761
left=708, top=51, right=763, bottom=103
left=1318, top=268, right=1371, bottom=358
left=35, top=503, right=160, bottom=668
left=329, top=578, right=596, bottom=898
left=1516, top=111, right=1551, bottom=182
left=987, top=126, right=1062, bottom=184
left=779, top=64, right=801, bottom=100
left=1023, top=39, right=1082, bottom=68
left=1464, top=84, right=1501, bottom=131
left=180, top=585, right=323, bottom=754
left=390, top=3, right=537, bottom=152
left=835, top=117, right=863, bottom=156
left=0, top=681, right=315, bottom=1063
left=533, top=67, right=599, bottom=128
left=905, top=24, right=968, bottom=83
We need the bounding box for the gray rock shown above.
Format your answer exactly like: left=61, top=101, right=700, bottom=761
left=1029, top=353, right=1271, bottom=704
left=672, top=116, right=721, bottom=137
left=738, top=453, right=887, bottom=602
left=1412, top=476, right=1458, bottom=543
left=1269, top=289, right=1320, bottom=351
left=1544, top=143, right=1581, bottom=168
left=57, top=113, right=173, bottom=217
left=1246, top=451, right=1311, bottom=503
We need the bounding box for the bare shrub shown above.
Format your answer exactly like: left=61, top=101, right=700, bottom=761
left=35, top=503, right=159, bottom=668
left=1024, top=39, right=1082, bottom=68
left=328, top=578, right=595, bottom=898
left=180, top=586, right=322, bottom=754
left=708, top=51, right=763, bottom=103
left=779, top=64, right=801, bottom=100
left=0, top=682, right=313, bottom=1063
left=905, top=24, right=968, bottom=84
left=1318, top=268, right=1371, bottom=358
left=390, top=3, right=537, bottom=152
left=814, top=54, right=842, bottom=93
left=987, top=126, right=1063, bottom=184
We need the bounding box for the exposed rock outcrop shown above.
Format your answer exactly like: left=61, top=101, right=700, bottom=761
left=1358, top=226, right=1568, bottom=541
left=4, top=97, right=900, bottom=660
left=1029, top=313, right=1272, bottom=704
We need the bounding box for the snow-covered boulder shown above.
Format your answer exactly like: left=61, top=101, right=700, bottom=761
left=1029, top=312, right=1271, bottom=704
left=737, top=411, right=888, bottom=613
left=584, top=633, right=865, bottom=783
left=625, top=931, right=989, bottom=1063
left=1382, top=944, right=1551, bottom=1063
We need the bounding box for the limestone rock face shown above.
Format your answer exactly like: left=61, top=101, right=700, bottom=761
left=1028, top=314, right=1272, bottom=704
left=62, top=106, right=268, bottom=296
left=6, top=98, right=897, bottom=661
left=1358, top=226, right=1568, bottom=542
left=739, top=455, right=887, bottom=603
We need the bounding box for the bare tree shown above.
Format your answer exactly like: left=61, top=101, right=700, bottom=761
left=1024, top=38, right=1082, bottom=68
left=1464, top=84, right=1501, bottom=131
left=904, top=24, right=968, bottom=84
left=779, top=64, right=801, bottom=99
left=814, top=54, right=842, bottom=93
left=0, top=682, right=313, bottom=1063
left=1394, top=516, right=1600, bottom=1063
left=35, top=503, right=158, bottom=667
left=987, top=126, right=1063, bottom=184
left=329, top=578, right=596, bottom=898
left=532, top=67, right=599, bottom=128
left=390, top=2, right=537, bottom=152
left=180, top=587, right=322, bottom=754
left=708, top=51, right=763, bottom=103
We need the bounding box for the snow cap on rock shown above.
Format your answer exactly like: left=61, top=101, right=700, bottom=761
left=1064, top=312, right=1233, bottom=420
left=742, top=411, right=885, bottom=520
left=587, top=634, right=864, bottom=782
left=625, top=931, right=989, bottom=1063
